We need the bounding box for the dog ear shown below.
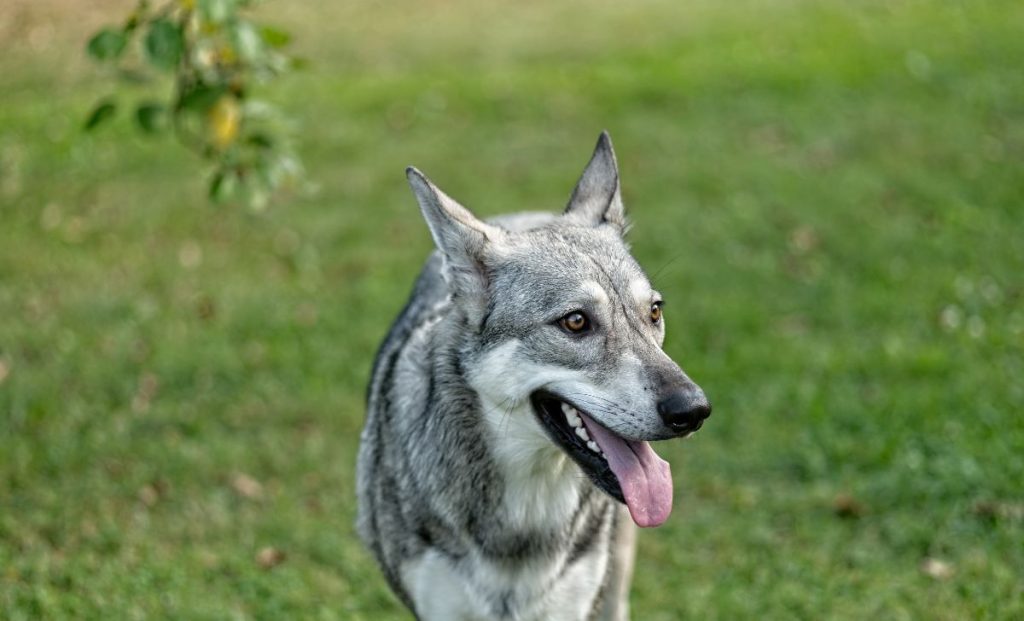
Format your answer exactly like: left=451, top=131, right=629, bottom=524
left=407, top=167, right=504, bottom=298
left=564, top=131, right=627, bottom=233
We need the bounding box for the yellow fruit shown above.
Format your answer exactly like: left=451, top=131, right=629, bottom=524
left=207, top=95, right=240, bottom=150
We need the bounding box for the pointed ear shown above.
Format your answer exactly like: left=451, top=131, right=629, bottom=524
left=407, top=167, right=504, bottom=297
left=564, top=131, right=627, bottom=232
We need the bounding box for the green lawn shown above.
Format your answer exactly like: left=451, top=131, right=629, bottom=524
left=2, top=0, right=1023, bottom=618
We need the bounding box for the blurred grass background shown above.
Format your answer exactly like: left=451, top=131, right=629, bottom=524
left=1, top=0, right=1023, bottom=618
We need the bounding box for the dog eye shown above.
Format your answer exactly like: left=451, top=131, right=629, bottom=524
left=650, top=302, right=663, bottom=323
left=559, top=311, right=591, bottom=334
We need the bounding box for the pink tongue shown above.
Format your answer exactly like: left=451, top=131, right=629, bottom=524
left=579, top=414, right=673, bottom=527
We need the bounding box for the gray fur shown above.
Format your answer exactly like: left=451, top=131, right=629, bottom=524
left=358, top=132, right=708, bottom=620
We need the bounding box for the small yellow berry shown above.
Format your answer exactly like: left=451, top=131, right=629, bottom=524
left=206, top=95, right=241, bottom=150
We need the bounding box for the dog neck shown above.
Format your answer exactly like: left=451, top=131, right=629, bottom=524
left=427, top=313, right=607, bottom=546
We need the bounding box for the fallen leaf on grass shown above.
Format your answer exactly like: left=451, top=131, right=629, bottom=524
left=256, top=546, right=286, bottom=569
left=232, top=473, right=264, bottom=500
left=138, top=485, right=160, bottom=507
left=137, top=479, right=170, bottom=507
left=920, top=557, right=954, bottom=580
left=832, top=493, right=866, bottom=519
left=972, top=499, right=1024, bottom=523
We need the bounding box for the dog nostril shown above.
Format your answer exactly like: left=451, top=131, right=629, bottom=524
left=657, top=391, right=712, bottom=430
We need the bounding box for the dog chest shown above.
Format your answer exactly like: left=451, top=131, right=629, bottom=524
left=400, top=540, right=611, bottom=621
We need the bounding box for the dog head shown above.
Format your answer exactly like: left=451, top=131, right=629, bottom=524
left=406, top=132, right=710, bottom=527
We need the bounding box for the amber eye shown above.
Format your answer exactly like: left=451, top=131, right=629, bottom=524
left=650, top=301, right=663, bottom=323
left=560, top=311, right=591, bottom=333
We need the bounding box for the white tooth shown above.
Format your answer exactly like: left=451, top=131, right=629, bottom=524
left=575, top=426, right=590, bottom=442
left=587, top=441, right=600, bottom=453
left=561, top=403, right=583, bottom=428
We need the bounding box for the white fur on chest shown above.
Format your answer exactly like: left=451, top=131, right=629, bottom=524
left=401, top=542, right=608, bottom=621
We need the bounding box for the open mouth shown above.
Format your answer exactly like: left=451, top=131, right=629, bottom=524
left=530, top=391, right=674, bottom=527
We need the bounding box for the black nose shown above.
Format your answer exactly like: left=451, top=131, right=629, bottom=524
left=657, top=389, right=711, bottom=433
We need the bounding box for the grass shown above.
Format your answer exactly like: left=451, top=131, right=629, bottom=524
left=1, top=0, right=1023, bottom=618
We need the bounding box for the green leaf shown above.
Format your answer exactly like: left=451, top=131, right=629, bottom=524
left=231, top=21, right=264, bottom=62
left=177, top=84, right=227, bottom=113
left=199, top=0, right=235, bottom=24
left=259, top=26, right=292, bottom=49
left=135, top=102, right=166, bottom=133
left=209, top=169, right=238, bottom=202
left=246, top=133, right=274, bottom=149
left=86, top=29, right=127, bottom=61
left=144, top=19, right=184, bottom=70
left=84, top=100, right=118, bottom=131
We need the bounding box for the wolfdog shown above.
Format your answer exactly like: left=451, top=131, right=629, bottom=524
left=357, top=132, right=711, bottom=620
